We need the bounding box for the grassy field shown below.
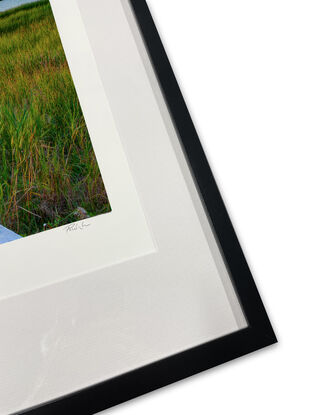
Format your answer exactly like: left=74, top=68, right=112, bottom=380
left=0, top=0, right=110, bottom=238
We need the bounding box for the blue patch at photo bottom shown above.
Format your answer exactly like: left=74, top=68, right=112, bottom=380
left=0, top=225, right=22, bottom=244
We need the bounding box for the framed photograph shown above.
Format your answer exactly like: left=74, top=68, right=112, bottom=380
left=0, top=0, right=276, bottom=414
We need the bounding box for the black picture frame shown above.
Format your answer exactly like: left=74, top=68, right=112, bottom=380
left=22, top=0, right=277, bottom=413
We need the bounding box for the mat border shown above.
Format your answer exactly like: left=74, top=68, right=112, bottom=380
left=22, top=1, right=276, bottom=413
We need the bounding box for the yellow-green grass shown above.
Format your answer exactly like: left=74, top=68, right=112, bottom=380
left=0, top=0, right=110, bottom=237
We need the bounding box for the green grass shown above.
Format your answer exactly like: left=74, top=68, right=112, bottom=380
left=0, top=0, right=110, bottom=237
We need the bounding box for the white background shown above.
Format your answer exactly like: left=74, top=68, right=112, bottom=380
left=103, top=0, right=311, bottom=414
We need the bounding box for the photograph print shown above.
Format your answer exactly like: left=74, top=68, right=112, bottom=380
left=0, top=0, right=111, bottom=245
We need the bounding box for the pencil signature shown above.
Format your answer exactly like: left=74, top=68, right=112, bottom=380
left=65, top=221, right=91, bottom=232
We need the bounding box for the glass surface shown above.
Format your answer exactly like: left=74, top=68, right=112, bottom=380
left=0, top=1, right=247, bottom=413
